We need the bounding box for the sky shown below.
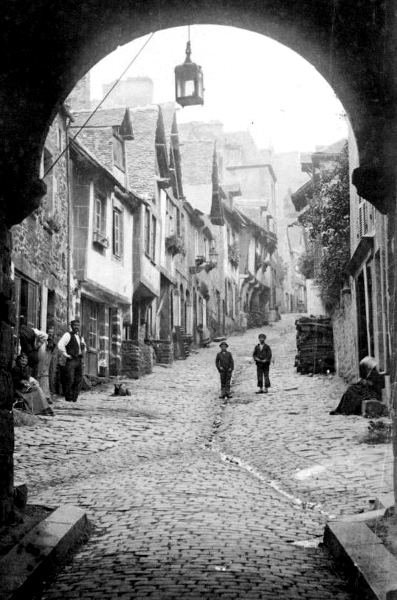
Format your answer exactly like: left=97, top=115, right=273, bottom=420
left=90, top=25, right=347, bottom=154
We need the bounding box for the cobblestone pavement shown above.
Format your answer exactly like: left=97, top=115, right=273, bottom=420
left=13, top=314, right=392, bottom=599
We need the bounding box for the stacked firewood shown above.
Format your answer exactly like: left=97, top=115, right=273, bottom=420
left=295, top=316, right=335, bottom=374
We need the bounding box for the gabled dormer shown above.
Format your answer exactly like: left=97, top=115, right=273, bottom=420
left=69, top=107, right=134, bottom=185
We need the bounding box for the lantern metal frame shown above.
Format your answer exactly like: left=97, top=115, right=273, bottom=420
left=174, top=29, right=204, bottom=107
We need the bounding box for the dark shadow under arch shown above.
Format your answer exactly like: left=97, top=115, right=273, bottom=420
left=1, top=0, right=396, bottom=223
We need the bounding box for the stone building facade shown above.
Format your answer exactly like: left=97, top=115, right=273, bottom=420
left=11, top=108, right=71, bottom=348
left=68, top=110, right=136, bottom=378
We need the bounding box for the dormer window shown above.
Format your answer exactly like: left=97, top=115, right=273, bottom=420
left=113, top=127, right=125, bottom=171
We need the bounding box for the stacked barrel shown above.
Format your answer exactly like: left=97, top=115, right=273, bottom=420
left=295, top=316, right=335, bottom=374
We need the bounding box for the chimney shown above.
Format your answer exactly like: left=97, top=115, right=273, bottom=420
left=101, top=77, right=154, bottom=108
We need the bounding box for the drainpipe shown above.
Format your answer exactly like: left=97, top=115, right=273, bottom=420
left=65, top=118, right=72, bottom=325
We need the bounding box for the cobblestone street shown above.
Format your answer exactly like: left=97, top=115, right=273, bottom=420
left=14, top=314, right=393, bottom=599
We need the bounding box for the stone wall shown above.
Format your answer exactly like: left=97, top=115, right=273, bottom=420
left=332, top=290, right=358, bottom=382
left=121, top=339, right=156, bottom=378
left=153, top=340, right=174, bottom=364
left=0, top=224, right=15, bottom=523
left=11, top=113, right=69, bottom=335
left=121, top=340, right=140, bottom=379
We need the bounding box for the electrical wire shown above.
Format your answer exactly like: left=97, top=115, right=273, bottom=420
left=44, top=31, right=156, bottom=178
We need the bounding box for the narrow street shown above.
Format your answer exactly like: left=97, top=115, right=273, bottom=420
left=16, top=314, right=392, bottom=600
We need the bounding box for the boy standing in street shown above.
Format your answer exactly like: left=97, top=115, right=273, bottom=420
left=215, top=341, right=234, bottom=399
left=253, top=333, right=272, bottom=394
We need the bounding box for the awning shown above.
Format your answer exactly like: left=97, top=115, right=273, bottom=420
left=346, top=232, right=374, bottom=276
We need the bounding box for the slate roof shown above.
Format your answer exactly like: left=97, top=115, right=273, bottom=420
left=70, top=108, right=131, bottom=129
left=69, top=107, right=134, bottom=173
left=178, top=138, right=214, bottom=189
left=70, top=136, right=116, bottom=183
left=125, top=105, right=160, bottom=197
left=69, top=137, right=146, bottom=210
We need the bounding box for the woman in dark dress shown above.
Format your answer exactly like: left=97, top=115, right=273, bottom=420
left=330, top=356, right=384, bottom=416
left=12, top=353, right=54, bottom=416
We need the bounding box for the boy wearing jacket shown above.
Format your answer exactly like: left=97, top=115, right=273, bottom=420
left=253, top=333, right=272, bottom=393
left=215, top=341, right=234, bottom=399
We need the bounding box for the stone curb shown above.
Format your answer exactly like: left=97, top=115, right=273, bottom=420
left=0, top=505, right=89, bottom=600
left=324, top=497, right=397, bottom=600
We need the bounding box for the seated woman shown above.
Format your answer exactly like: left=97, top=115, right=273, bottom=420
left=330, top=356, right=384, bottom=416
left=12, top=353, right=54, bottom=416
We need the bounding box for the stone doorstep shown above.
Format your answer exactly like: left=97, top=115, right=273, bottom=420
left=0, top=505, right=89, bottom=600
left=324, top=520, right=397, bottom=600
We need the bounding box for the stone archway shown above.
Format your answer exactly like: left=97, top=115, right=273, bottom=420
left=1, top=0, right=397, bottom=522
left=1, top=0, right=396, bottom=226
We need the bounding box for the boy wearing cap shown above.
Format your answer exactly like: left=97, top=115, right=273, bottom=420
left=215, top=341, right=234, bottom=399
left=253, top=333, right=272, bottom=394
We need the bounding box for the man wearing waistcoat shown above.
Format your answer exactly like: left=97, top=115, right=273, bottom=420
left=57, top=319, right=86, bottom=402
left=253, top=333, right=272, bottom=394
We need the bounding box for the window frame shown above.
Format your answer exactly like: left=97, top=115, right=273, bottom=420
left=94, top=193, right=106, bottom=236
left=113, top=128, right=126, bottom=172
left=112, top=206, right=123, bottom=259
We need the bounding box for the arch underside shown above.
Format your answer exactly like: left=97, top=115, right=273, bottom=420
left=1, top=0, right=396, bottom=223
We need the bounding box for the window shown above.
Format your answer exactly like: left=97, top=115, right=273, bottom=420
left=113, top=129, right=125, bottom=171
left=181, top=213, right=185, bottom=239
left=14, top=273, right=39, bottom=328
left=176, top=207, right=181, bottom=236
left=357, top=197, right=375, bottom=239
left=14, top=272, right=39, bottom=356
left=144, top=209, right=156, bottom=261
left=95, top=194, right=106, bottom=234
left=228, top=147, right=241, bottom=164
left=204, top=237, right=209, bottom=260
left=144, top=208, right=150, bottom=255
left=112, top=208, right=123, bottom=258
left=89, top=302, right=98, bottom=350
left=150, top=215, right=156, bottom=260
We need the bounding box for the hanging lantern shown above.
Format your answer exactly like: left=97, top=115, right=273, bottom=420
left=175, top=37, right=204, bottom=107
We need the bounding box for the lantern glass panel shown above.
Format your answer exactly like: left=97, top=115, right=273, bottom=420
left=185, top=79, right=195, bottom=96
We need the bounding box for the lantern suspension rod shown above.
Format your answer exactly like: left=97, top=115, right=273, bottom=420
left=186, top=25, right=192, bottom=61
left=44, top=31, right=156, bottom=178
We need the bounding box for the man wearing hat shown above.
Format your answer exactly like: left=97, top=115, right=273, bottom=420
left=215, top=341, right=234, bottom=399
left=57, top=319, right=86, bottom=402
left=253, top=333, right=272, bottom=393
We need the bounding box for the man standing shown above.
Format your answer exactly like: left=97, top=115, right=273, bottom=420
left=253, top=333, right=272, bottom=394
left=57, top=319, right=86, bottom=402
